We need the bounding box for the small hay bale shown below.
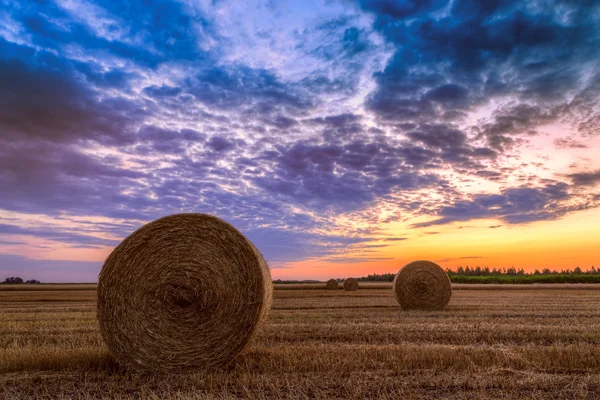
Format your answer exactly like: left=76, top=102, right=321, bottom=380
left=325, top=279, right=339, bottom=290
left=393, top=260, right=451, bottom=310
left=97, top=213, right=272, bottom=372
left=343, top=277, right=359, bottom=291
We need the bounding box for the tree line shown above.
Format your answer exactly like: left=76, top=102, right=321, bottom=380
left=446, top=266, right=600, bottom=276
left=355, top=266, right=600, bottom=284
left=1, top=277, right=41, bottom=284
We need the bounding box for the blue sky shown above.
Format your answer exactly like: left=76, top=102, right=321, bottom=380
left=1, top=0, right=600, bottom=281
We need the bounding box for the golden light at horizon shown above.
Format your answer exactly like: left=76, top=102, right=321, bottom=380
left=273, top=207, right=600, bottom=280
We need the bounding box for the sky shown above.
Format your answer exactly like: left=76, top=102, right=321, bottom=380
left=1, top=0, right=600, bottom=282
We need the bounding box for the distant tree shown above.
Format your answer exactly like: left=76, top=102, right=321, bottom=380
left=573, top=266, right=583, bottom=274
left=356, top=273, right=395, bottom=282
left=3, top=277, right=24, bottom=284
left=25, top=279, right=41, bottom=284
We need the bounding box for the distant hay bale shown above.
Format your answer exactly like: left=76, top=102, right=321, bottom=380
left=97, top=213, right=272, bottom=372
left=326, top=279, right=339, bottom=290
left=343, top=278, right=359, bottom=291
left=393, top=260, right=451, bottom=311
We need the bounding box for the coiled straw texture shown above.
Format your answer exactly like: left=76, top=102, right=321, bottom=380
left=325, top=279, right=339, bottom=290
left=393, top=260, right=451, bottom=311
left=343, top=278, right=359, bottom=291
left=97, top=213, right=272, bottom=372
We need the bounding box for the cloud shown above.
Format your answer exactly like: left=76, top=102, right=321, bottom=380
left=0, top=140, right=150, bottom=217
left=321, top=256, right=394, bottom=263
left=184, top=66, right=313, bottom=113
left=0, top=0, right=599, bottom=277
left=8, top=0, right=215, bottom=68
left=358, top=0, right=434, bottom=19
left=554, top=137, right=588, bottom=149
left=252, top=138, right=443, bottom=212
left=359, top=0, right=600, bottom=152
left=0, top=223, right=121, bottom=247
left=476, top=103, right=559, bottom=151
left=568, top=170, right=600, bottom=186
left=0, top=57, right=148, bottom=146
left=412, top=182, right=586, bottom=227
left=0, top=240, right=27, bottom=245
left=437, top=256, right=483, bottom=262
left=244, top=227, right=375, bottom=263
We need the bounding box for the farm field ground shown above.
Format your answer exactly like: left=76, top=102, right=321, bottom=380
left=2, top=286, right=600, bottom=399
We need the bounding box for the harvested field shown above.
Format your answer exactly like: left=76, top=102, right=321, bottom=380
left=2, top=286, right=600, bottom=399
left=275, top=283, right=600, bottom=290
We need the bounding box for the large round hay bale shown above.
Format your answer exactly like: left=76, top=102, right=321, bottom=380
left=393, top=260, right=451, bottom=310
left=97, top=213, right=272, bottom=372
left=325, top=279, right=339, bottom=290
left=343, top=277, right=359, bottom=291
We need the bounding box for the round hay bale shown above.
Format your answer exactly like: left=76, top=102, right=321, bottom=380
left=393, top=260, right=451, bottom=311
left=343, top=277, right=359, bottom=291
left=325, top=279, right=339, bottom=290
left=97, top=213, right=272, bottom=372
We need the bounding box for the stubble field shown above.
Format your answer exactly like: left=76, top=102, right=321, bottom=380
left=2, top=285, right=600, bottom=399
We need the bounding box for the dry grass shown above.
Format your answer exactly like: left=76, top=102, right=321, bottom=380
left=2, top=287, right=600, bottom=398
left=5, top=282, right=600, bottom=291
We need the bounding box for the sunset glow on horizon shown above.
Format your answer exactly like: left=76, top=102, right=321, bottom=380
left=1, top=0, right=600, bottom=282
